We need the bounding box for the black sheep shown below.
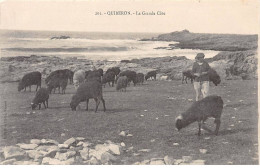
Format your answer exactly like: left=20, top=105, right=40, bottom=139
left=31, top=88, right=49, bottom=110
left=145, top=70, right=157, bottom=80
left=102, top=71, right=116, bottom=87
left=106, top=67, right=120, bottom=76
left=209, top=68, right=221, bottom=86
left=117, top=70, right=137, bottom=86
left=86, top=70, right=102, bottom=82
left=47, top=76, right=68, bottom=94
left=70, top=81, right=106, bottom=112
left=136, top=73, right=144, bottom=85
left=18, top=71, right=41, bottom=92
left=182, top=70, right=195, bottom=84
left=175, top=95, right=224, bottom=136
left=45, top=69, right=70, bottom=84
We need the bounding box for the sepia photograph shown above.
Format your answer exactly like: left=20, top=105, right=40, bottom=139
left=0, top=0, right=259, bottom=165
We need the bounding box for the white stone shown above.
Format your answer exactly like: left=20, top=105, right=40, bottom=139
left=64, top=137, right=76, bottom=147
left=173, top=143, right=179, bottom=146
left=80, top=148, right=89, bottom=160
left=127, top=134, right=133, bottom=137
left=182, top=156, right=192, bottom=163
left=139, top=160, right=150, bottom=165
left=77, top=141, right=84, bottom=147
left=164, top=155, right=174, bottom=165
left=190, top=160, right=206, bottom=165
left=83, top=157, right=99, bottom=165
left=13, top=161, right=39, bottom=165
left=30, top=139, right=41, bottom=145
left=61, top=133, right=65, bottom=137
left=107, top=144, right=121, bottom=155
left=16, top=143, right=38, bottom=150
left=150, top=160, right=165, bottom=165
left=76, top=137, right=85, bottom=141
left=199, top=149, right=208, bottom=154
left=101, top=151, right=117, bottom=164
left=173, top=159, right=184, bottom=165
left=58, top=144, right=69, bottom=149
left=138, top=149, right=151, bottom=152
left=119, top=131, right=126, bottom=136
left=55, top=151, right=76, bottom=161
left=120, top=142, right=126, bottom=147
left=0, top=158, right=16, bottom=165
left=26, top=150, right=44, bottom=160
left=3, top=146, right=26, bottom=160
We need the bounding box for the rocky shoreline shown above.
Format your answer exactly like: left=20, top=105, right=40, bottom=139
left=0, top=51, right=257, bottom=84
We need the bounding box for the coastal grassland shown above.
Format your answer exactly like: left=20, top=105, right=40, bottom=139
left=0, top=79, right=258, bottom=164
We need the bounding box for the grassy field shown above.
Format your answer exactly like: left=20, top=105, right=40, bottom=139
left=0, top=79, right=258, bottom=164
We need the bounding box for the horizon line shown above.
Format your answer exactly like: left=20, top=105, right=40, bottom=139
left=0, top=28, right=258, bottom=36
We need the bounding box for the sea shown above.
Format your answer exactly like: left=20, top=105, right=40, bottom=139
left=0, top=30, right=219, bottom=61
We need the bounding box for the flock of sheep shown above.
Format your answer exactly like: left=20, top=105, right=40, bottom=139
left=17, top=67, right=223, bottom=136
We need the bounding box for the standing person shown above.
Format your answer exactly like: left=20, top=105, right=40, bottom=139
left=192, top=53, right=211, bottom=101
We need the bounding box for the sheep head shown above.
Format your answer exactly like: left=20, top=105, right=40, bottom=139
left=175, top=115, right=184, bottom=131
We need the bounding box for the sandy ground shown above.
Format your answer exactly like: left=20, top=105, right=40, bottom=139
left=0, top=79, right=258, bottom=164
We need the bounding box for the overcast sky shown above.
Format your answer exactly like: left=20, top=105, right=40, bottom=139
left=0, top=0, right=259, bottom=34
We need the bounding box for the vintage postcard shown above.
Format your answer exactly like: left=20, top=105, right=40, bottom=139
left=0, top=0, right=259, bottom=165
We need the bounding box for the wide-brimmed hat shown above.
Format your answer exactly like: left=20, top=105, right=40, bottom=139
left=195, top=53, right=205, bottom=59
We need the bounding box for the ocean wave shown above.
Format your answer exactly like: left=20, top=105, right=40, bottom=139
left=3, top=47, right=129, bottom=52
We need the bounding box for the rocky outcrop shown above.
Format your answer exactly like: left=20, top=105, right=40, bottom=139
left=0, top=137, right=124, bottom=165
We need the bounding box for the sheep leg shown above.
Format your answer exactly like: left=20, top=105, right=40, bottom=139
left=94, top=98, right=100, bottom=112
left=182, top=75, right=184, bottom=84
left=214, top=119, right=221, bottom=135
left=198, top=121, right=202, bottom=136
left=43, top=102, right=46, bottom=109
left=46, top=100, right=48, bottom=108
left=38, top=104, right=41, bottom=110
left=101, top=97, right=106, bottom=112
left=86, top=99, right=89, bottom=111
left=36, top=85, right=38, bottom=91
left=112, top=81, right=114, bottom=87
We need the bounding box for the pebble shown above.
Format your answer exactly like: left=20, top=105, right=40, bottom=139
left=230, top=124, right=235, bottom=127
left=127, top=134, right=133, bottom=137
left=140, top=115, right=144, bottom=117
left=119, top=131, right=126, bottom=136
left=182, top=156, right=192, bottom=163
left=204, top=137, right=211, bottom=140
left=144, top=110, right=148, bottom=112
left=155, top=118, right=159, bottom=120
left=232, top=116, right=236, bottom=119
left=223, top=142, right=229, bottom=144
left=150, top=139, right=155, bottom=142
left=61, top=133, right=65, bottom=137
left=173, top=143, right=179, bottom=146
left=199, top=149, right=207, bottom=154
left=120, top=142, right=126, bottom=147
left=227, top=128, right=232, bottom=130
left=138, top=149, right=151, bottom=152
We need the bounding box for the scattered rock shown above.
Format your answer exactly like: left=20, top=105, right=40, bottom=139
left=0, top=158, right=17, bottom=165
left=107, top=144, right=121, bottom=155
left=36, top=145, right=59, bottom=157
left=84, top=157, right=100, bottom=165
left=150, top=139, right=155, bottom=142
left=13, top=161, right=40, bottom=165
left=164, top=155, right=175, bottom=165
left=144, top=110, right=148, bottom=112
left=3, top=146, right=26, bottom=160
left=150, top=160, right=165, bottom=165
left=101, top=151, right=117, bottom=164
left=61, top=133, right=66, bottom=137
left=139, top=160, right=150, bottom=165
left=79, top=148, right=89, bottom=160
left=64, top=137, right=76, bottom=147
left=173, top=159, right=184, bottom=165
left=120, top=142, right=126, bottom=147
left=26, top=150, right=44, bottom=160
left=76, top=137, right=85, bottom=141
left=82, top=142, right=92, bottom=147
left=133, top=153, right=140, bottom=156
left=138, top=149, right=151, bottom=152
left=30, top=139, right=41, bottom=145
left=127, top=134, right=133, bottom=137
left=199, top=149, right=208, bottom=154
left=190, top=160, right=206, bottom=165
left=41, top=139, right=59, bottom=145
left=140, top=115, right=144, bottom=117
left=55, top=151, right=76, bottom=161
left=16, top=143, right=38, bottom=150
left=204, top=137, right=211, bottom=140
left=119, top=131, right=126, bottom=136
left=58, top=144, right=69, bottom=149
left=182, top=156, right=192, bottom=163
left=173, top=143, right=179, bottom=146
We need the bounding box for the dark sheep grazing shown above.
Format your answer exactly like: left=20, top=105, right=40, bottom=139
left=145, top=70, right=157, bottom=80
left=85, top=70, right=92, bottom=79
left=45, top=69, right=69, bottom=84
left=64, top=69, right=74, bottom=84
left=47, top=77, right=68, bottom=94
left=102, top=71, right=116, bottom=87
left=116, top=76, right=128, bottom=92
left=86, top=70, right=102, bottom=82
left=182, top=70, right=195, bottom=84
left=31, top=88, right=49, bottom=110
left=117, top=70, right=137, bottom=86
left=18, top=71, right=41, bottom=92
left=106, top=67, right=120, bottom=76
left=175, top=95, right=224, bottom=136
left=70, top=81, right=106, bottom=112
left=136, top=73, right=144, bottom=85
left=97, top=68, right=103, bottom=77
left=209, top=68, right=221, bottom=86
